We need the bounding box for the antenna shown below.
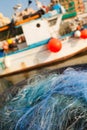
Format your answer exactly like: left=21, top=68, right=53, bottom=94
left=28, top=0, right=32, bottom=7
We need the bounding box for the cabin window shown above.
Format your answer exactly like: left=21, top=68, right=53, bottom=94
left=36, top=23, right=41, bottom=28
left=48, top=18, right=57, bottom=26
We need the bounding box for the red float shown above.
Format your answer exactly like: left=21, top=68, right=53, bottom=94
left=80, top=29, right=87, bottom=39
left=48, top=38, right=62, bottom=53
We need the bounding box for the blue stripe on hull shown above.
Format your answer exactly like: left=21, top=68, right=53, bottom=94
left=0, top=38, right=50, bottom=58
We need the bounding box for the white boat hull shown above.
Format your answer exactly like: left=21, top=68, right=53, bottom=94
left=0, top=37, right=87, bottom=77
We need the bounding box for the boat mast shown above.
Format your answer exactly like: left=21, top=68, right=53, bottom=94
left=13, top=4, right=22, bottom=22
left=12, top=4, right=22, bottom=43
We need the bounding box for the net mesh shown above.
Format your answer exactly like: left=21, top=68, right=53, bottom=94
left=0, top=67, right=87, bottom=130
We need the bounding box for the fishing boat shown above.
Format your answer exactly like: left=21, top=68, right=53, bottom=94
left=0, top=1, right=87, bottom=77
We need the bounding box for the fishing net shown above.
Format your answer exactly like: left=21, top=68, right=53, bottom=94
left=0, top=67, right=87, bottom=130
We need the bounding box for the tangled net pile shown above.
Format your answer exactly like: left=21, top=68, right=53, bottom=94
left=0, top=67, right=87, bottom=130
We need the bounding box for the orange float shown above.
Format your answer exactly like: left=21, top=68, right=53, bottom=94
left=48, top=38, right=62, bottom=53
left=80, top=29, right=87, bottom=39
left=3, top=45, right=9, bottom=50
left=2, top=41, right=9, bottom=51
left=3, top=41, right=8, bottom=46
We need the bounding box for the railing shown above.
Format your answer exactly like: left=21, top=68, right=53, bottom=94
left=0, top=61, right=5, bottom=69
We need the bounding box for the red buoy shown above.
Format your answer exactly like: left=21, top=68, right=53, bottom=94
left=48, top=38, right=62, bottom=53
left=81, top=29, right=87, bottom=39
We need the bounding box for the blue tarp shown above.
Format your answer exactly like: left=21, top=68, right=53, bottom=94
left=52, top=4, right=61, bottom=13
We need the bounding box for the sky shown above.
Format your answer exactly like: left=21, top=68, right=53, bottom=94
left=0, top=0, right=50, bottom=19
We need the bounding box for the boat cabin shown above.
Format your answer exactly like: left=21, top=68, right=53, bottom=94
left=0, top=9, right=62, bottom=57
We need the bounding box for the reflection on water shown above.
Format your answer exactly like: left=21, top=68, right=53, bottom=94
left=0, top=64, right=87, bottom=130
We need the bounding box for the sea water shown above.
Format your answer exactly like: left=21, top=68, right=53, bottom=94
left=0, top=64, right=87, bottom=130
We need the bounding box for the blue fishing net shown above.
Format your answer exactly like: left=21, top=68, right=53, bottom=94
left=0, top=67, right=87, bottom=130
